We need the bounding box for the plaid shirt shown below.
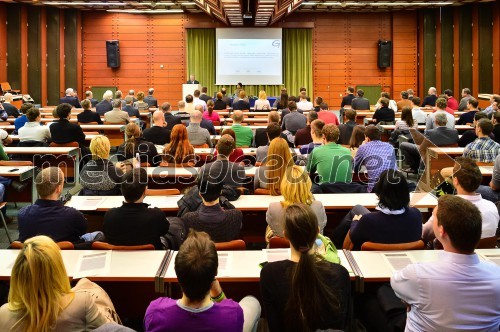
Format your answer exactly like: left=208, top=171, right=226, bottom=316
left=354, top=140, right=397, bottom=192
left=463, top=137, right=500, bottom=163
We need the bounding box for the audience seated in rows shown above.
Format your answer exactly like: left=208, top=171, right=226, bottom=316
left=254, top=90, right=271, bottom=111
left=198, top=87, right=211, bottom=103
left=50, top=103, right=89, bottom=154
left=200, top=134, right=246, bottom=188
left=1, top=93, right=20, bottom=118
left=481, top=94, right=500, bottom=116
left=254, top=137, right=293, bottom=195
left=231, top=110, right=253, bottom=147
left=80, top=136, right=126, bottom=196
left=144, top=88, right=158, bottom=108
left=394, top=107, right=418, bottom=131
left=422, top=157, right=499, bottom=243
left=115, top=90, right=126, bottom=107
left=192, top=104, right=216, bottom=135
left=391, top=195, right=500, bottom=331
left=351, top=89, right=370, bottom=110
left=123, top=96, right=140, bottom=118
left=338, top=109, right=357, bottom=145
left=477, top=153, right=500, bottom=203
left=220, top=87, right=232, bottom=107
left=375, top=92, right=397, bottom=113
left=187, top=110, right=212, bottom=147
left=162, top=124, right=195, bottom=165
left=59, top=88, right=82, bottom=109
left=184, top=94, right=195, bottom=114
left=341, top=86, right=355, bottom=108
left=397, top=90, right=412, bottom=111
left=313, top=96, right=323, bottom=112
left=145, top=230, right=261, bottom=332
left=0, top=236, right=112, bottom=331
left=77, top=99, right=102, bottom=124
left=254, top=111, right=291, bottom=148
left=348, top=125, right=366, bottom=159
left=133, top=91, right=150, bottom=111
left=182, top=174, right=242, bottom=243
left=444, top=89, right=459, bottom=110
left=282, top=101, right=306, bottom=134
left=96, top=90, right=114, bottom=115
left=296, top=91, right=314, bottom=112
left=354, top=125, right=397, bottom=192
left=463, top=118, right=500, bottom=163
left=458, top=88, right=472, bottom=112
left=457, top=97, right=478, bottom=125
left=213, top=129, right=244, bottom=163
left=203, top=99, right=220, bottom=123
left=307, top=124, right=352, bottom=187
left=127, top=90, right=137, bottom=103
left=332, top=169, right=422, bottom=250
left=13, top=102, right=31, bottom=131
left=256, top=123, right=281, bottom=162
left=162, top=102, right=182, bottom=131
left=143, top=110, right=171, bottom=146
left=422, top=87, right=438, bottom=107
left=232, top=91, right=250, bottom=111
left=317, top=102, right=340, bottom=125
left=293, top=111, right=316, bottom=147
left=117, top=123, right=160, bottom=167
left=213, top=91, right=228, bottom=111
left=299, top=119, right=324, bottom=155
left=459, top=113, right=489, bottom=147
left=193, top=89, right=207, bottom=112
left=18, top=107, right=51, bottom=143
left=276, top=92, right=289, bottom=112
left=266, top=165, right=327, bottom=241
left=410, top=97, right=427, bottom=125
left=84, top=90, right=98, bottom=107
left=372, top=97, right=395, bottom=124
left=261, top=203, right=350, bottom=331
left=18, top=167, right=100, bottom=243
left=426, top=98, right=456, bottom=130
left=103, top=168, right=169, bottom=249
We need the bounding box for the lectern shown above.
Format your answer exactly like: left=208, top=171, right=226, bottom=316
left=182, top=84, right=201, bottom=98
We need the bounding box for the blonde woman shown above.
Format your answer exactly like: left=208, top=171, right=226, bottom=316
left=254, top=90, right=271, bottom=111
left=0, top=236, right=109, bottom=331
left=254, top=137, right=293, bottom=195
left=133, top=91, right=149, bottom=111
left=80, top=136, right=126, bottom=195
left=265, top=165, right=327, bottom=240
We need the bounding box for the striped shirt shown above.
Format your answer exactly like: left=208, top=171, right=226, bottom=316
left=463, top=137, right=500, bottom=163
left=354, top=140, right=397, bottom=192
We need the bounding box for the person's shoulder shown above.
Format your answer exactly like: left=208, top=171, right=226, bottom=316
left=261, top=259, right=293, bottom=278
left=146, top=297, right=177, bottom=315
left=225, top=208, right=243, bottom=218
left=310, top=199, right=325, bottom=210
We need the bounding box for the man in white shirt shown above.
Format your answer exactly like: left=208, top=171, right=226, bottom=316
left=193, top=89, right=207, bottom=112
left=296, top=91, right=314, bottom=111
left=391, top=194, right=500, bottom=332
left=18, top=108, right=51, bottom=143
left=422, top=157, right=499, bottom=242
left=425, top=97, right=455, bottom=130
left=409, top=97, right=426, bottom=125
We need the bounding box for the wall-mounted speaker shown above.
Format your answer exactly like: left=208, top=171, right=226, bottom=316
left=378, top=40, right=392, bottom=68
left=106, top=40, right=120, bottom=68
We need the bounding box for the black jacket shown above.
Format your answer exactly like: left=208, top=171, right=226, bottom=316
left=49, top=118, right=86, bottom=146
left=96, top=100, right=113, bottom=115
left=59, top=96, right=82, bottom=108
left=1, top=103, right=20, bottom=118
left=144, top=95, right=158, bottom=108
left=143, top=126, right=171, bottom=145
left=164, top=113, right=183, bottom=131
left=77, top=110, right=103, bottom=124
left=123, top=105, right=140, bottom=118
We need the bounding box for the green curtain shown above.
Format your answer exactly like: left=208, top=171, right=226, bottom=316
left=186, top=28, right=312, bottom=98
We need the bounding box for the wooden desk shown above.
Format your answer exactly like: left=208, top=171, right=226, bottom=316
left=425, top=147, right=464, bottom=184
left=0, top=165, right=35, bottom=203
left=9, top=134, right=97, bottom=142
left=380, top=125, right=472, bottom=131
left=156, top=146, right=300, bottom=156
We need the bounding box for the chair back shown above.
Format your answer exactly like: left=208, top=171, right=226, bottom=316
left=361, top=240, right=425, bottom=251
left=269, top=237, right=290, bottom=249
left=0, top=161, right=33, bottom=166
left=91, top=241, right=155, bottom=250
left=159, top=161, right=196, bottom=168
left=78, top=121, right=99, bottom=125
left=193, top=144, right=209, bottom=148
left=476, top=162, right=494, bottom=167
left=476, top=236, right=498, bottom=249
left=213, top=121, right=221, bottom=126
left=440, top=143, right=459, bottom=148
left=10, top=240, right=74, bottom=250
left=145, top=188, right=180, bottom=196
left=254, top=188, right=270, bottom=195
left=49, top=142, right=79, bottom=148
left=214, top=239, right=246, bottom=251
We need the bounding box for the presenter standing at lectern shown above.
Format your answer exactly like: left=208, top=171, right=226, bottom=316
left=187, top=74, right=199, bottom=84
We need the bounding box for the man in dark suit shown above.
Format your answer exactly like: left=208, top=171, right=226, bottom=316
left=221, top=88, right=231, bottom=107
left=122, top=96, right=140, bottom=118
left=50, top=103, right=90, bottom=157
left=84, top=91, right=98, bottom=107
left=162, top=102, right=182, bottom=131
left=351, top=89, right=370, bottom=110
left=422, top=87, right=438, bottom=107
left=199, top=87, right=211, bottom=103
left=186, top=74, right=199, bottom=84
left=341, top=86, right=356, bottom=108
left=338, top=109, right=357, bottom=145
left=400, top=112, right=459, bottom=173
left=143, top=110, right=171, bottom=145
left=1, top=93, right=20, bottom=117
left=144, top=88, right=158, bottom=108
left=59, top=88, right=82, bottom=108
left=95, top=90, right=114, bottom=115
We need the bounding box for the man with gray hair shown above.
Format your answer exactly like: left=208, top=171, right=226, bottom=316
left=85, top=90, right=98, bottom=107
left=163, top=102, right=182, bottom=131
left=143, top=110, right=171, bottom=145
left=458, top=88, right=472, bottom=112
left=59, top=88, right=82, bottom=108
left=104, top=99, right=130, bottom=124
left=115, top=90, right=126, bottom=107
left=187, top=110, right=212, bottom=147
left=422, top=87, right=438, bottom=107
left=1, top=93, right=20, bottom=118
left=144, top=88, right=158, bottom=108
left=96, top=90, right=114, bottom=115
left=128, top=89, right=137, bottom=103
left=426, top=97, right=455, bottom=130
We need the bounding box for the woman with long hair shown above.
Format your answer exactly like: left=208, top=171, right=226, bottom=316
left=254, top=90, right=271, bottom=111
left=395, top=106, right=417, bottom=131
left=277, top=93, right=289, bottom=111
left=133, top=91, right=149, bottom=111
left=266, top=165, right=327, bottom=240
left=117, top=122, right=160, bottom=166
left=202, top=99, right=220, bottom=123
left=163, top=124, right=195, bottom=165
left=254, top=137, right=293, bottom=195
left=260, top=203, right=351, bottom=331
left=348, top=125, right=366, bottom=158
left=0, top=236, right=109, bottom=331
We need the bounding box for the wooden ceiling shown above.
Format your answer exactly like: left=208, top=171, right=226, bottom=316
left=2, top=0, right=495, bottom=26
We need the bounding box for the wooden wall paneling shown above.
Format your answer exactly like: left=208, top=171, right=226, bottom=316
left=478, top=2, right=493, bottom=94
left=6, top=4, right=21, bottom=91
left=76, top=11, right=82, bottom=99
left=40, top=7, right=47, bottom=106
left=59, top=9, right=65, bottom=100
left=459, top=5, right=473, bottom=95
left=0, top=3, right=6, bottom=82
left=392, top=12, right=418, bottom=97
left=493, top=1, right=500, bottom=93
left=64, top=9, right=78, bottom=95
left=453, top=7, right=460, bottom=98
left=27, top=6, right=42, bottom=104
left=46, top=7, right=60, bottom=106
left=417, top=12, right=424, bottom=98
left=440, top=7, right=454, bottom=92
left=20, top=5, right=28, bottom=94
left=435, top=9, right=442, bottom=93
left=422, top=10, right=436, bottom=94
left=471, top=5, right=479, bottom=97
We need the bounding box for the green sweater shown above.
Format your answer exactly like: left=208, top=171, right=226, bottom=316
left=306, top=142, right=352, bottom=184
left=0, top=145, right=9, bottom=161
left=231, top=124, right=253, bottom=147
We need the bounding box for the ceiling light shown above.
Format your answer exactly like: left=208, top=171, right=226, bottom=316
left=43, top=1, right=128, bottom=5
left=107, top=9, right=184, bottom=13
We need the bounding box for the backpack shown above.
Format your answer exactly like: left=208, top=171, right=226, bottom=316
left=176, top=185, right=241, bottom=217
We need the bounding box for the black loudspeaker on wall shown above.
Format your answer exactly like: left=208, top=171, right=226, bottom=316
left=378, top=40, right=392, bottom=68
left=106, top=40, right=120, bottom=68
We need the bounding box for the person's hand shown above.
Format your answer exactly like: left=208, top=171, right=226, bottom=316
left=352, top=214, right=363, bottom=222
left=210, top=279, right=223, bottom=298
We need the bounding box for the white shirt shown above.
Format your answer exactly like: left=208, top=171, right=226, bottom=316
left=296, top=100, right=314, bottom=111
left=422, top=193, right=499, bottom=241
left=425, top=110, right=456, bottom=130
left=254, top=99, right=271, bottom=111
left=411, top=107, right=427, bottom=124
left=18, top=122, right=51, bottom=142
left=0, top=129, right=8, bottom=143
left=391, top=250, right=500, bottom=332
left=193, top=98, right=207, bottom=112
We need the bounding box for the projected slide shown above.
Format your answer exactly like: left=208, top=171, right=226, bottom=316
left=216, top=28, right=282, bottom=85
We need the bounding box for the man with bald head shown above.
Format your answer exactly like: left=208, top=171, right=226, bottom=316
left=1, top=93, right=20, bottom=118
left=193, top=104, right=216, bottom=135
left=143, top=110, right=171, bottom=145
left=187, top=110, right=212, bottom=147
left=59, top=88, right=82, bottom=108
left=422, top=87, right=438, bottom=107
left=231, top=110, right=253, bottom=147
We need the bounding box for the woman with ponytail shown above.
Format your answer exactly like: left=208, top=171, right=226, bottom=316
left=117, top=122, right=160, bottom=166
left=202, top=99, right=220, bottom=123
left=260, top=203, right=351, bottom=331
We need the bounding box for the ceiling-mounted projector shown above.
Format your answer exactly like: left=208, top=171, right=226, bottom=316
left=243, top=11, right=252, bottom=19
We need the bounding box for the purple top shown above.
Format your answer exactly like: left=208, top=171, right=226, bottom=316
left=354, top=140, right=397, bottom=192
left=144, top=297, right=243, bottom=332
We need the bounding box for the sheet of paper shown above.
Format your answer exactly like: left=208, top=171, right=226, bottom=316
left=73, top=251, right=111, bottom=278
left=263, top=249, right=291, bottom=263
left=481, top=254, right=500, bottom=267
left=216, top=252, right=232, bottom=277
left=81, top=198, right=104, bottom=209
left=382, top=253, right=415, bottom=272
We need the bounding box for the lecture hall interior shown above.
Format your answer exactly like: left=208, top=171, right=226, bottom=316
left=0, top=0, right=499, bottom=331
